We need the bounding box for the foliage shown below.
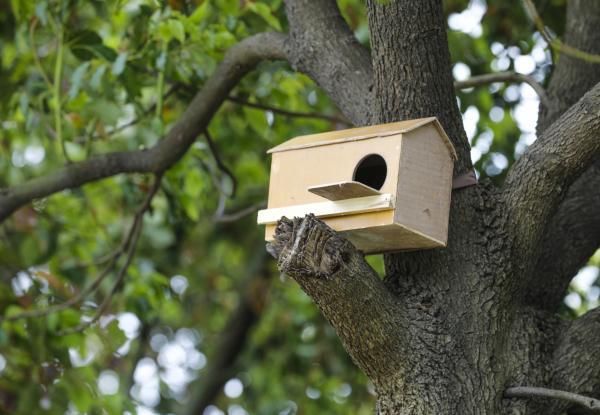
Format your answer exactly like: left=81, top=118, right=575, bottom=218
left=0, top=0, right=597, bottom=414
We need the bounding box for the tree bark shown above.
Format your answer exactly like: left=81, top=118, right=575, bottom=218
left=283, top=0, right=373, bottom=126
left=527, top=0, right=600, bottom=310
left=268, top=0, right=600, bottom=414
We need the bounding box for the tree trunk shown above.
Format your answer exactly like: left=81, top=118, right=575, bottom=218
left=272, top=1, right=600, bottom=414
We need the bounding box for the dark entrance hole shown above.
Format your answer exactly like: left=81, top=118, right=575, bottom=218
left=353, top=154, right=387, bottom=190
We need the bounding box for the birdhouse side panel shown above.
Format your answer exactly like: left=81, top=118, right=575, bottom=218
left=394, top=125, right=454, bottom=245
left=266, top=135, right=402, bottom=209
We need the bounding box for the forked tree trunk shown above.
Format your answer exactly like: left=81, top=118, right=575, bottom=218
left=270, top=1, right=600, bottom=414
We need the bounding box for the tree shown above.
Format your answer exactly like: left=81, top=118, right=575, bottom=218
left=0, top=0, right=599, bottom=414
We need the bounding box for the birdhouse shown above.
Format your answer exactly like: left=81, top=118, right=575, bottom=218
left=257, top=117, right=457, bottom=254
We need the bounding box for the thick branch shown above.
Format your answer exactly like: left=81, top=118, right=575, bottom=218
left=268, top=215, right=405, bottom=386
left=526, top=160, right=600, bottom=310
left=0, top=32, right=287, bottom=223
left=284, top=0, right=373, bottom=125
left=504, top=81, right=600, bottom=267
left=527, top=0, right=600, bottom=310
left=549, top=307, right=600, bottom=414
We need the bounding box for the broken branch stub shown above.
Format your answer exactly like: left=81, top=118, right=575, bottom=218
left=267, top=215, right=354, bottom=278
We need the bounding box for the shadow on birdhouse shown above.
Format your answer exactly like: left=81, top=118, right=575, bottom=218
left=257, top=117, right=457, bottom=254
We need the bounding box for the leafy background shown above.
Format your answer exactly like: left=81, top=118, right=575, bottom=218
left=0, top=0, right=597, bottom=414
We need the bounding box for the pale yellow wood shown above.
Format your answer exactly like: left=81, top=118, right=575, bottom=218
left=262, top=117, right=456, bottom=253
left=393, top=124, right=454, bottom=245
left=267, top=134, right=401, bottom=209
left=257, top=194, right=394, bottom=225
left=265, top=221, right=444, bottom=254
left=264, top=210, right=396, bottom=242
left=267, top=117, right=457, bottom=160
left=343, top=223, right=445, bottom=254
left=308, top=181, right=382, bottom=201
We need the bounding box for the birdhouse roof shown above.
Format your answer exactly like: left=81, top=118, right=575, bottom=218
left=267, top=117, right=457, bottom=160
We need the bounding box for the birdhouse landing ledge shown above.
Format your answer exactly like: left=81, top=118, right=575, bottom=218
left=257, top=117, right=457, bottom=254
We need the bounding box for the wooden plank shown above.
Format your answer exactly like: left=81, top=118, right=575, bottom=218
left=308, top=181, right=382, bottom=201
left=257, top=194, right=394, bottom=225
left=394, top=124, right=453, bottom=246
left=267, top=135, right=401, bottom=208
left=267, top=118, right=436, bottom=153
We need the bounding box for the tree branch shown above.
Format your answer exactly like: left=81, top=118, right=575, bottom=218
left=525, top=0, right=600, bottom=309
left=521, top=0, right=600, bottom=64
left=213, top=201, right=266, bottom=223
left=203, top=130, right=237, bottom=197
left=454, top=71, right=549, bottom=108
left=548, top=307, right=600, bottom=414
left=227, top=96, right=351, bottom=126
left=284, top=0, right=373, bottom=125
left=526, top=160, right=600, bottom=310
left=267, top=215, right=406, bottom=386
left=0, top=176, right=162, bottom=323
left=503, top=81, right=600, bottom=268
left=538, top=0, right=600, bottom=133
left=58, top=174, right=162, bottom=335
left=504, top=386, right=600, bottom=413
left=0, top=32, right=287, bottom=223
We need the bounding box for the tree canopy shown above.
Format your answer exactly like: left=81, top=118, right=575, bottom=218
left=0, top=0, right=598, bottom=414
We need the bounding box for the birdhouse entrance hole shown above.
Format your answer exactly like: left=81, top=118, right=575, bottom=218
left=353, top=154, right=387, bottom=190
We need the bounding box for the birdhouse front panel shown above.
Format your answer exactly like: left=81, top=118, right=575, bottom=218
left=257, top=117, right=457, bottom=254
left=266, top=134, right=402, bottom=208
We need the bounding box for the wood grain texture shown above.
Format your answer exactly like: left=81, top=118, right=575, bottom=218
left=268, top=117, right=457, bottom=159
left=394, top=124, right=454, bottom=245
left=266, top=134, right=402, bottom=208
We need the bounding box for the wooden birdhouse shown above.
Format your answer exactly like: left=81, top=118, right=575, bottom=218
left=257, top=117, right=457, bottom=254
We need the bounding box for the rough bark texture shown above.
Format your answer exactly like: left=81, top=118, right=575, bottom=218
left=367, top=0, right=472, bottom=173
left=2, top=0, right=598, bottom=414
left=270, top=1, right=600, bottom=414
left=527, top=0, right=600, bottom=311
left=283, top=0, right=373, bottom=126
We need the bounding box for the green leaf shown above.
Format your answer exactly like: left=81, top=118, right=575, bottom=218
left=85, top=99, right=121, bottom=125
left=64, top=372, right=94, bottom=412
left=183, top=168, right=205, bottom=198
left=158, top=19, right=186, bottom=43
left=104, top=319, right=127, bottom=346
left=68, top=30, right=103, bottom=47
left=112, top=52, right=128, bottom=76
left=246, top=3, right=282, bottom=30
left=90, top=64, right=107, bottom=90
left=69, top=30, right=117, bottom=61
left=180, top=194, right=200, bottom=221
left=243, top=107, right=269, bottom=135
left=188, top=1, right=211, bottom=25
left=68, top=62, right=90, bottom=99
left=64, top=142, right=86, bottom=161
